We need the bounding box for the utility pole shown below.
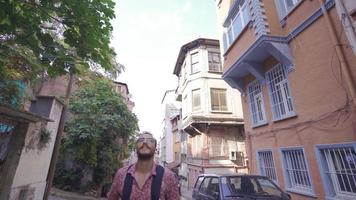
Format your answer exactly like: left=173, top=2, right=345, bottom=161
left=43, top=73, right=74, bottom=200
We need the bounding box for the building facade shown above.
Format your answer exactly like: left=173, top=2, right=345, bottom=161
left=173, top=38, right=247, bottom=190
left=216, top=0, right=356, bottom=199
left=8, top=75, right=136, bottom=199
left=159, top=90, right=181, bottom=166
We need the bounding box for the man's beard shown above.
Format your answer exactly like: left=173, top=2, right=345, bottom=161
left=136, top=145, right=155, bottom=161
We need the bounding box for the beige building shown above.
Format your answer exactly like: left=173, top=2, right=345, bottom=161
left=216, top=0, right=356, bottom=199
left=173, top=38, right=247, bottom=189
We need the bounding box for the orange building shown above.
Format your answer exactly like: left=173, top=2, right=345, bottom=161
left=216, top=0, right=356, bottom=199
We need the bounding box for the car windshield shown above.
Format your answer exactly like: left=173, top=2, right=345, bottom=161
left=221, top=176, right=283, bottom=197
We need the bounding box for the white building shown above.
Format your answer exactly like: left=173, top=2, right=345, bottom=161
left=159, top=90, right=181, bottom=166
left=173, top=38, right=247, bottom=189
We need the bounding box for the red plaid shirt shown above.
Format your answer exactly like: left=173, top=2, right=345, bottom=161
left=107, top=163, right=180, bottom=200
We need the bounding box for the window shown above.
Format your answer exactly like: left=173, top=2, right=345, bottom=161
left=194, top=176, right=204, bottom=189
left=222, top=0, right=250, bottom=52
left=191, top=52, right=200, bottom=73
left=116, top=86, right=122, bottom=93
left=200, top=177, right=212, bottom=194
left=211, top=88, right=228, bottom=111
left=192, top=89, right=201, bottom=112
left=247, top=80, right=267, bottom=126
left=317, top=144, right=356, bottom=199
left=183, top=95, right=188, bottom=118
left=258, top=151, right=277, bottom=182
left=275, top=0, right=301, bottom=20
left=281, top=148, right=313, bottom=194
left=208, top=177, right=220, bottom=199
left=266, top=64, right=295, bottom=120
left=208, top=52, right=222, bottom=72
left=182, top=62, right=187, bottom=83
left=210, top=137, right=228, bottom=157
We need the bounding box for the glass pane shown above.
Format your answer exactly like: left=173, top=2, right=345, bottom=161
left=232, top=14, right=242, bottom=39
left=200, top=177, right=212, bottom=194
left=208, top=178, right=220, bottom=198
left=192, top=90, right=201, bottom=111
left=242, top=4, right=250, bottom=23
left=211, top=89, right=219, bottom=110
left=219, top=90, right=228, bottom=111
left=191, top=53, right=200, bottom=73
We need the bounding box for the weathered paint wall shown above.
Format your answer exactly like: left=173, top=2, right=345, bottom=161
left=10, top=98, right=63, bottom=200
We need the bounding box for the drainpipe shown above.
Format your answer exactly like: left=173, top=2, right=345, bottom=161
left=246, top=133, right=252, bottom=173
left=319, top=0, right=356, bottom=105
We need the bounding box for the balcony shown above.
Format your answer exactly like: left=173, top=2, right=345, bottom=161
left=223, top=35, right=293, bottom=93
left=182, top=114, right=243, bottom=136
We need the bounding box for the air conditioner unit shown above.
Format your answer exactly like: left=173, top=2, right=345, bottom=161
left=229, top=151, right=237, bottom=160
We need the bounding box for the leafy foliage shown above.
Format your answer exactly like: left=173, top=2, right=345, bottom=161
left=54, top=77, right=138, bottom=192
left=0, top=0, right=121, bottom=102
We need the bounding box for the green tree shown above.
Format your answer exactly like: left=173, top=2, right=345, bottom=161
left=0, top=0, right=121, bottom=104
left=54, top=77, right=138, bottom=196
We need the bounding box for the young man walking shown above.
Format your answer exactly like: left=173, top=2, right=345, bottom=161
left=107, top=131, right=180, bottom=200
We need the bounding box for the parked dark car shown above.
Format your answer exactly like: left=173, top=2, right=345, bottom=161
left=192, top=174, right=291, bottom=200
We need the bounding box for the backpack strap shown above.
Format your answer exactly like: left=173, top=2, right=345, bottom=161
left=122, top=164, right=165, bottom=200
left=151, top=165, right=165, bottom=200
left=122, top=165, right=134, bottom=200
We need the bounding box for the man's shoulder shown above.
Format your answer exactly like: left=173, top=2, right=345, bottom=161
left=115, top=164, right=132, bottom=176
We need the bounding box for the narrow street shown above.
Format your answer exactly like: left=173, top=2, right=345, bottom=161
left=1, top=0, right=356, bottom=200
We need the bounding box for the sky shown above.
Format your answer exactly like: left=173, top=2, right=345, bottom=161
left=111, top=0, right=219, bottom=139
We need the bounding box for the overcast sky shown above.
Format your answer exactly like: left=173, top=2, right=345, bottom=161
left=111, top=0, right=219, bottom=139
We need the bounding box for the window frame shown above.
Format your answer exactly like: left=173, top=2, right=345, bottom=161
left=222, top=0, right=250, bottom=52
left=208, top=51, right=222, bottom=73
left=182, top=95, right=188, bottom=119
left=257, top=150, right=278, bottom=183
left=199, top=177, right=213, bottom=195
left=266, top=64, right=296, bottom=121
left=191, top=52, right=200, bottom=74
left=194, top=176, right=205, bottom=189
left=192, top=89, right=201, bottom=112
left=247, top=80, right=267, bottom=127
left=274, top=0, right=302, bottom=21
left=280, top=147, right=315, bottom=196
left=210, top=88, right=229, bottom=112
left=315, top=143, right=356, bottom=200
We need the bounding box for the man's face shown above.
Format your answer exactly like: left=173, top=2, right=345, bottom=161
left=136, top=134, right=156, bottom=160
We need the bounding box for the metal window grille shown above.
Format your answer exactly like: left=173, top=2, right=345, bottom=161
left=247, top=80, right=266, bottom=126
left=208, top=52, right=222, bottom=72
left=266, top=64, right=295, bottom=120
left=282, top=149, right=313, bottom=193
left=210, top=88, right=228, bottom=111
left=258, top=151, right=277, bottom=181
left=319, top=146, right=356, bottom=199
